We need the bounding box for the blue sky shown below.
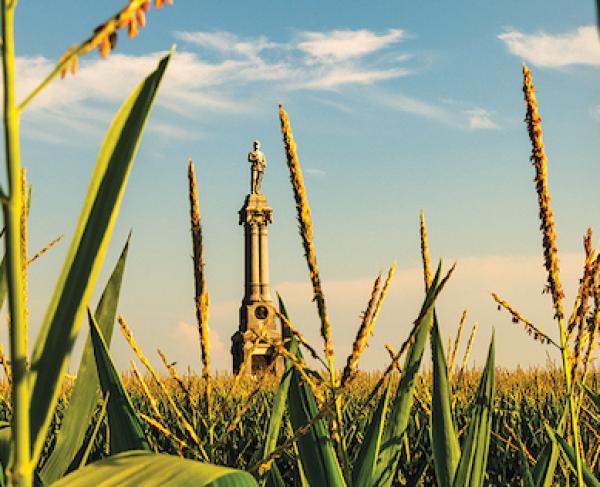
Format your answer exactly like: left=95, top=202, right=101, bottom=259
left=5, top=1, right=600, bottom=372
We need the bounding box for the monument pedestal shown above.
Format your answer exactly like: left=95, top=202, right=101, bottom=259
left=231, top=188, right=282, bottom=375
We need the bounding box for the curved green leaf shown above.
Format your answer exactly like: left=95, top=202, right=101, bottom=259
left=261, top=296, right=293, bottom=486
left=41, top=236, right=130, bottom=483
left=88, top=310, right=150, bottom=454
left=53, top=451, right=258, bottom=487
left=532, top=406, right=567, bottom=487
left=287, top=327, right=346, bottom=486
left=28, top=51, right=171, bottom=464
left=452, top=332, right=495, bottom=487
left=375, top=262, right=446, bottom=487
left=545, top=425, right=600, bottom=487
left=430, top=317, right=460, bottom=487
left=352, top=378, right=391, bottom=487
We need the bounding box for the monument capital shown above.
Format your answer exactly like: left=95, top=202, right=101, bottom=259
left=239, top=193, right=273, bottom=226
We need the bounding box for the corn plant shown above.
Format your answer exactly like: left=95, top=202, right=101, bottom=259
left=0, top=1, right=255, bottom=485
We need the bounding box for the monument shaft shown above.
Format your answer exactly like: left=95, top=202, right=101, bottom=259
left=231, top=142, right=282, bottom=375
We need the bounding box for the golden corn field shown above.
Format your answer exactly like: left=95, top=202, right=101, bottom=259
left=0, top=1, right=598, bottom=486
left=0, top=368, right=596, bottom=485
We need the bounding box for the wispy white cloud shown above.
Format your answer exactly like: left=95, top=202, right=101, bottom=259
left=18, top=28, right=410, bottom=119
left=174, top=31, right=278, bottom=60
left=297, top=29, right=405, bottom=62
left=293, top=66, right=409, bottom=90
left=147, top=121, right=204, bottom=140
left=14, top=27, right=494, bottom=144
left=309, top=95, right=353, bottom=114
left=590, top=104, right=600, bottom=121
left=305, top=168, right=326, bottom=177
left=466, top=108, right=498, bottom=129
left=498, top=25, right=600, bottom=68
left=379, top=93, right=498, bottom=130
left=384, top=93, right=451, bottom=123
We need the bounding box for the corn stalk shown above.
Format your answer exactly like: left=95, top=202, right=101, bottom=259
left=1, top=1, right=31, bottom=485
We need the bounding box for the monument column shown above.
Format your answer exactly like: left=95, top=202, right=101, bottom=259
left=259, top=223, right=271, bottom=301
left=250, top=223, right=261, bottom=302
left=232, top=141, right=282, bottom=375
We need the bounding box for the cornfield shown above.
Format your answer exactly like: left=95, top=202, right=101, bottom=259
left=0, top=368, right=595, bottom=485
left=0, top=1, right=598, bottom=486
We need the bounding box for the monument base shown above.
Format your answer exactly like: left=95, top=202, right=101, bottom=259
left=231, top=328, right=283, bottom=376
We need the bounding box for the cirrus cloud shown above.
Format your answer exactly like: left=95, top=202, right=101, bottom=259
left=297, top=29, right=405, bottom=62
left=498, top=25, right=600, bottom=68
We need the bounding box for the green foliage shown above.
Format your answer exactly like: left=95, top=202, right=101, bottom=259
left=261, top=297, right=294, bottom=487
left=545, top=426, right=600, bottom=487
left=452, top=333, right=495, bottom=487
left=40, top=236, right=131, bottom=483
left=375, top=262, right=445, bottom=487
left=27, top=51, right=172, bottom=466
left=88, top=310, right=150, bottom=454
left=352, top=378, right=391, bottom=487
left=430, top=318, right=460, bottom=487
left=287, top=334, right=346, bottom=486
left=53, top=451, right=259, bottom=487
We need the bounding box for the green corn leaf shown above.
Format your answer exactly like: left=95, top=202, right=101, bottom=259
left=531, top=442, right=555, bottom=487
left=41, top=236, right=131, bottom=483
left=374, top=262, right=447, bottom=487
left=77, top=392, right=110, bottom=470
left=517, top=439, right=535, bottom=487
left=287, top=323, right=346, bottom=486
left=27, top=51, right=171, bottom=464
left=52, top=451, right=258, bottom=487
left=430, top=317, right=460, bottom=487
left=88, top=309, right=150, bottom=454
left=583, top=384, right=600, bottom=411
left=352, top=377, right=392, bottom=487
left=452, top=332, right=495, bottom=487
left=265, top=463, right=286, bottom=487
left=261, top=295, right=294, bottom=487
left=544, top=425, right=600, bottom=487
left=532, top=402, right=567, bottom=487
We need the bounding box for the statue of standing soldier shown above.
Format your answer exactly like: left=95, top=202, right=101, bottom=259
left=248, top=140, right=266, bottom=194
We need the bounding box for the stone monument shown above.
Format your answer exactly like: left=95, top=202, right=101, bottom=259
left=231, top=141, right=282, bottom=375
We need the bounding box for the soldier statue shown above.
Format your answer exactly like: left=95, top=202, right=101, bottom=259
left=248, top=140, right=266, bottom=194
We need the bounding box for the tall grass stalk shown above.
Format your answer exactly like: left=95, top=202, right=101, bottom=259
left=522, top=64, right=584, bottom=485
left=341, top=274, right=381, bottom=387
left=567, top=229, right=595, bottom=339
left=187, top=160, right=211, bottom=418
left=492, top=293, right=559, bottom=347
left=1, top=1, right=32, bottom=485
left=278, top=104, right=335, bottom=368
left=420, top=210, right=432, bottom=290
left=119, top=315, right=209, bottom=460
left=278, top=103, right=346, bottom=462
left=17, top=0, right=168, bottom=111
left=448, top=310, right=467, bottom=378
